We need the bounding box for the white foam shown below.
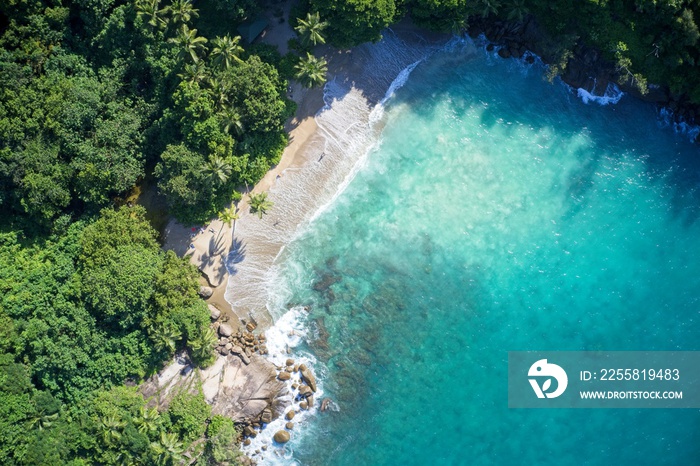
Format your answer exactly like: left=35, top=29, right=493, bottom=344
left=224, top=32, right=437, bottom=322
left=577, top=81, right=624, bottom=106
left=240, top=307, right=325, bottom=465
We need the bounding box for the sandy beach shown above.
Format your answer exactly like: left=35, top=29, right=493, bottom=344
left=163, top=1, right=448, bottom=328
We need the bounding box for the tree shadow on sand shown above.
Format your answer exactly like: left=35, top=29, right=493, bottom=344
left=225, top=237, right=247, bottom=276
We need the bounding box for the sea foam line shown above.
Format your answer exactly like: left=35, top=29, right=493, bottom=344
left=236, top=32, right=443, bottom=465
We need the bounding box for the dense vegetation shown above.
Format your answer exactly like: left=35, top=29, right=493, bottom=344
left=302, top=0, right=700, bottom=104
left=0, top=206, right=233, bottom=463
left=0, top=0, right=294, bottom=229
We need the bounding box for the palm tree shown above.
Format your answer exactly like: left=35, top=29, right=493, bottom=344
left=28, top=411, right=59, bottom=431
left=478, top=0, right=501, bottom=18
left=169, top=0, right=199, bottom=26
left=294, top=53, right=328, bottom=88
left=188, top=327, right=217, bottom=363
left=217, top=204, right=239, bottom=238
left=506, top=0, right=529, bottom=22
left=210, top=34, right=245, bottom=70
left=168, top=25, right=208, bottom=63
left=204, top=155, right=232, bottom=184
left=206, top=76, right=230, bottom=111
left=295, top=12, right=328, bottom=48
left=177, top=61, right=208, bottom=84
left=150, top=324, right=181, bottom=353
left=136, top=0, right=169, bottom=31
left=219, top=108, right=244, bottom=137
left=249, top=192, right=273, bottom=219
left=101, top=415, right=126, bottom=447
left=134, top=406, right=161, bottom=436
left=152, top=431, right=184, bottom=465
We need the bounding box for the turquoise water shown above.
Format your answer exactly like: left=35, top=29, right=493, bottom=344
left=274, top=40, right=700, bottom=465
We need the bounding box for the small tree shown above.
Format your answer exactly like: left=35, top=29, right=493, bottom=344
left=169, top=25, right=208, bottom=63
left=249, top=192, right=273, bottom=219
left=295, top=12, right=328, bottom=47
left=210, top=34, right=245, bottom=70
left=294, top=53, right=328, bottom=88
left=203, top=155, right=232, bottom=184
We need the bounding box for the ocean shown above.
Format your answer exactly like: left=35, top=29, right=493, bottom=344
left=247, top=36, right=700, bottom=465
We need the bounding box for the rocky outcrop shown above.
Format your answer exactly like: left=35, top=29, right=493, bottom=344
left=208, top=304, right=221, bottom=321
left=470, top=17, right=699, bottom=138
left=273, top=430, right=290, bottom=443
left=298, top=364, right=317, bottom=392
left=218, top=323, right=234, bottom=337
left=198, top=286, right=213, bottom=299
left=208, top=353, right=290, bottom=423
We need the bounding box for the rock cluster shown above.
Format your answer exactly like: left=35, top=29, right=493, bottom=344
left=239, top=356, right=331, bottom=449
left=209, top=313, right=268, bottom=364
left=470, top=17, right=700, bottom=136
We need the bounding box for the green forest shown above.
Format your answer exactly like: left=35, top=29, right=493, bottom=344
left=1, top=0, right=698, bottom=464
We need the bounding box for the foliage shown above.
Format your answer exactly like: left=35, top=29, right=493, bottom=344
left=295, top=12, right=329, bottom=47
left=407, top=0, right=472, bottom=31
left=524, top=0, right=700, bottom=102
left=249, top=192, right=274, bottom=219
left=167, top=391, right=212, bottom=442
left=205, top=415, right=243, bottom=464
left=308, top=0, right=398, bottom=47
left=294, top=52, right=329, bottom=88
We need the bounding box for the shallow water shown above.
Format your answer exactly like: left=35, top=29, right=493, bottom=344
left=262, top=37, right=700, bottom=465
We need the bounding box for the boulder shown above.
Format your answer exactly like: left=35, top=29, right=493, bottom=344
left=225, top=342, right=232, bottom=350
left=278, top=371, right=291, bottom=381
left=286, top=358, right=295, bottom=367
left=238, top=352, right=251, bottom=365
left=298, top=384, right=312, bottom=398
left=218, top=323, right=234, bottom=337
left=243, top=439, right=252, bottom=446
left=219, top=347, right=230, bottom=356
left=208, top=304, right=221, bottom=320
left=199, top=286, right=213, bottom=299
left=260, top=408, right=272, bottom=424
left=273, top=430, right=290, bottom=443
left=285, top=410, right=295, bottom=420
left=243, top=426, right=257, bottom=438
left=286, top=422, right=294, bottom=429
left=299, top=401, right=308, bottom=410
left=321, top=398, right=332, bottom=412
left=246, top=322, right=257, bottom=332
left=298, top=365, right=317, bottom=392
left=307, top=395, right=314, bottom=408
left=498, top=47, right=511, bottom=59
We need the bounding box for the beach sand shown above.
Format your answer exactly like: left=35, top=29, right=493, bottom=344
left=162, top=4, right=448, bottom=327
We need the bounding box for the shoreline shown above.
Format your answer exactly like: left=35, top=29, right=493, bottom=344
left=162, top=13, right=699, bottom=335
left=155, top=10, right=700, bottom=464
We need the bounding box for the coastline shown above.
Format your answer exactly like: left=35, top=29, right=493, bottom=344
left=161, top=17, right=451, bottom=330
left=163, top=12, right=699, bottom=334
left=154, top=11, right=700, bottom=464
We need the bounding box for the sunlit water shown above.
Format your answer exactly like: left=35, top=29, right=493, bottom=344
left=257, top=37, right=700, bottom=465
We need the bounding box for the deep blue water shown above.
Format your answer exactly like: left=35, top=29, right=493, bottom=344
left=271, top=39, right=700, bottom=465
